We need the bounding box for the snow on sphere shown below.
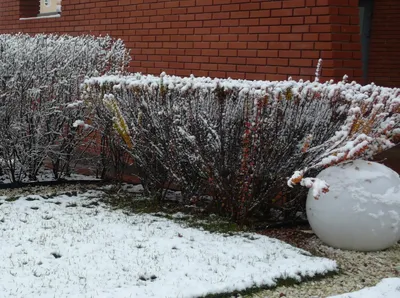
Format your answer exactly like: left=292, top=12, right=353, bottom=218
left=307, top=160, right=400, bottom=251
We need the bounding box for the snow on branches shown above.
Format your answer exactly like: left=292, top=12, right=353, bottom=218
left=0, top=33, right=130, bottom=182
left=83, top=73, right=399, bottom=221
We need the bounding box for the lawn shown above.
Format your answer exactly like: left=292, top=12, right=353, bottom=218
left=0, top=189, right=337, bottom=298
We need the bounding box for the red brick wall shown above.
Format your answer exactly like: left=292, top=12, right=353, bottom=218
left=368, top=0, right=400, bottom=87
left=0, top=0, right=363, bottom=82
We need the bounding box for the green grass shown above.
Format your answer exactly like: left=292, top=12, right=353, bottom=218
left=202, top=270, right=340, bottom=298
left=5, top=196, right=19, bottom=202
left=100, top=190, right=245, bottom=235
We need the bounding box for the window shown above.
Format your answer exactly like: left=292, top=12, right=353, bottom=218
left=359, top=0, right=374, bottom=81
left=39, top=0, right=62, bottom=16
left=20, top=0, right=62, bottom=19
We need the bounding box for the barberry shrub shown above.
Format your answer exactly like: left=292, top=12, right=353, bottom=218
left=83, top=73, right=399, bottom=222
left=0, top=34, right=130, bottom=182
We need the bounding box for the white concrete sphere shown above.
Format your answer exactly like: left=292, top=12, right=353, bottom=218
left=307, top=160, right=400, bottom=251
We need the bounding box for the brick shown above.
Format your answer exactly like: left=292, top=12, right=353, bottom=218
left=292, top=25, right=310, bottom=33
left=304, top=16, right=317, bottom=24
left=311, top=7, right=331, bottom=15
left=210, top=42, right=229, bottom=49
left=249, top=26, right=269, bottom=34
left=193, top=56, right=210, bottom=63
left=269, top=26, right=291, bottom=33
left=258, top=50, right=279, bottom=58
left=221, top=4, right=240, bottom=11
left=249, top=10, right=270, bottom=18
left=289, top=59, right=313, bottom=67
left=315, top=42, right=333, bottom=50
left=341, top=25, right=359, bottom=33
left=220, top=35, right=238, bottom=42
left=228, top=42, right=247, bottom=49
left=196, top=0, right=213, bottom=5
left=271, top=9, right=293, bottom=17
left=300, top=67, right=317, bottom=76
left=277, top=66, right=300, bottom=75
left=0, top=0, right=386, bottom=85
left=193, top=42, right=211, bottom=49
left=268, top=58, right=289, bottom=66
left=246, top=57, right=267, bottom=65
left=281, top=17, right=305, bottom=25
left=280, top=33, right=303, bottom=41
left=203, top=35, right=220, bottom=42
left=230, top=11, right=250, bottom=18
left=259, top=34, right=280, bottom=41
left=291, top=42, right=315, bottom=50
left=227, top=57, right=247, bottom=64
left=237, top=65, right=256, bottom=72
left=212, top=12, right=230, bottom=19
left=260, top=18, right=281, bottom=26
left=202, top=49, right=219, bottom=56
left=279, top=50, right=302, bottom=58
left=177, top=55, right=192, bottom=62
left=238, top=34, right=258, bottom=41
left=219, top=49, right=238, bottom=56
left=294, top=8, right=311, bottom=16
left=316, top=0, right=330, bottom=5
left=238, top=49, right=258, bottom=57
left=204, top=20, right=221, bottom=27
left=310, top=24, right=333, bottom=32
left=230, top=27, right=248, bottom=34
left=200, top=63, right=218, bottom=71
left=248, top=42, right=269, bottom=49
left=303, top=33, right=319, bottom=41
left=227, top=72, right=246, bottom=79
left=239, top=19, right=259, bottom=26
left=268, top=42, right=290, bottom=50
left=218, top=64, right=236, bottom=71
left=218, top=61, right=236, bottom=71
left=204, top=5, right=221, bottom=13
left=283, top=0, right=306, bottom=8
left=211, top=27, right=229, bottom=34
left=266, top=74, right=288, bottom=81
left=301, top=51, right=321, bottom=59
left=261, top=2, right=282, bottom=10
left=196, top=13, right=212, bottom=20
left=209, top=71, right=227, bottom=78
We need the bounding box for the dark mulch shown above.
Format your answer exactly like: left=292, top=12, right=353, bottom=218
left=258, top=225, right=316, bottom=250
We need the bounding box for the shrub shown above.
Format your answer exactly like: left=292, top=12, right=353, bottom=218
left=0, top=34, right=130, bottom=182
left=83, top=73, right=399, bottom=223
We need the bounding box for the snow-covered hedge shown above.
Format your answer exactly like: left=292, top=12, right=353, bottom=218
left=0, top=34, right=130, bottom=182
left=83, top=73, right=399, bottom=221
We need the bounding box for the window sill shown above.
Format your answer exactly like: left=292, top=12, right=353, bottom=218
left=20, top=14, right=61, bottom=21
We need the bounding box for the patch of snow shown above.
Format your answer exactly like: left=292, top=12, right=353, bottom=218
left=0, top=191, right=337, bottom=297
left=121, top=183, right=144, bottom=193
left=171, top=212, right=191, bottom=219
left=328, top=278, right=400, bottom=298
left=64, top=173, right=100, bottom=181
left=0, top=169, right=100, bottom=184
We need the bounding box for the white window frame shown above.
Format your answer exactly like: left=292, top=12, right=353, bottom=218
left=39, top=0, right=62, bottom=16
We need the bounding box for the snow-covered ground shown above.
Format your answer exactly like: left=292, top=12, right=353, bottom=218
left=0, top=168, right=100, bottom=184
left=328, top=278, right=400, bottom=298
left=0, top=190, right=337, bottom=298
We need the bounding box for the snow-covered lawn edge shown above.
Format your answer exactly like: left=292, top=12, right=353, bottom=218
left=328, top=278, right=400, bottom=298
left=0, top=169, right=101, bottom=186
left=0, top=191, right=337, bottom=298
